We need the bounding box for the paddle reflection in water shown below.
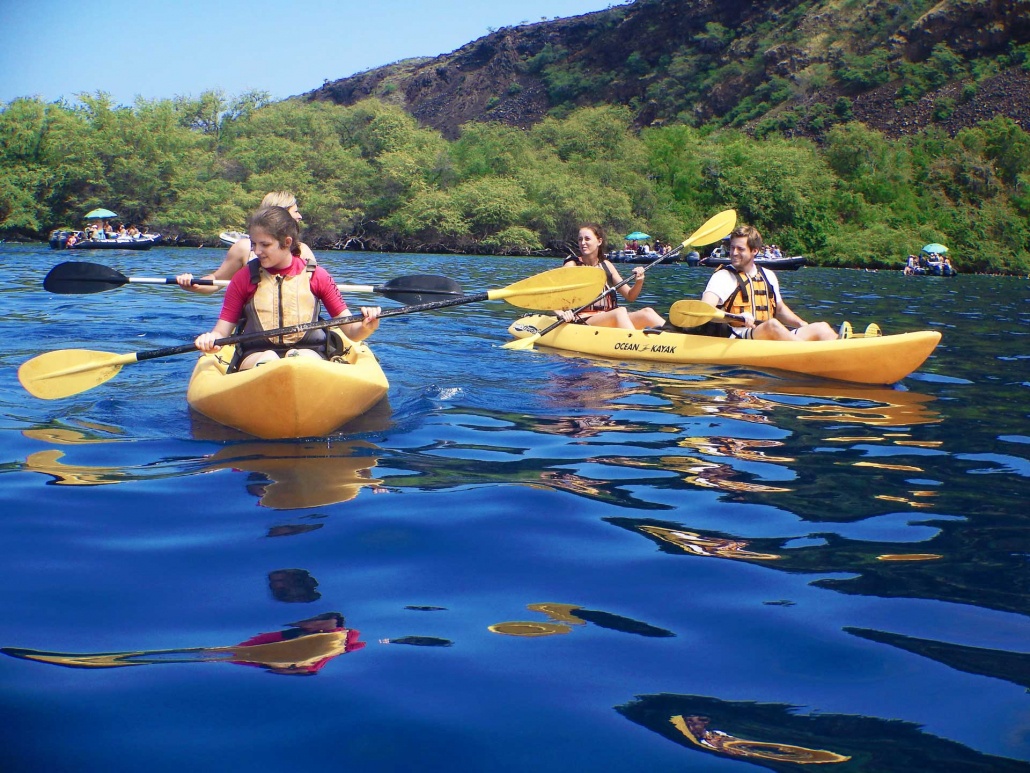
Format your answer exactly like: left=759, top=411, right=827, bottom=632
left=16, top=428, right=386, bottom=510
left=616, top=694, right=1028, bottom=771
left=635, top=524, right=781, bottom=561
left=21, top=418, right=129, bottom=445
left=489, top=602, right=675, bottom=638
left=2, top=612, right=364, bottom=676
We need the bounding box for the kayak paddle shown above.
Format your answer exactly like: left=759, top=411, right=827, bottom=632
left=19, top=264, right=605, bottom=400
left=502, top=209, right=736, bottom=351
left=42, top=261, right=464, bottom=305
left=668, top=299, right=746, bottom=326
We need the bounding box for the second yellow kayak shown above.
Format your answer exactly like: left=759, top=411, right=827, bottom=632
left=507, top=315, right=941, bottom=385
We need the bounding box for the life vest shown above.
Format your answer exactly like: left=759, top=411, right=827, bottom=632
left=238, top=257, right=326, bottom=356
left=563, top=256, right=618, bottom=313
left=717, top=265, right=777, bottom=329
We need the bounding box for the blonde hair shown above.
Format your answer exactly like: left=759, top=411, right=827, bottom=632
left=260, top=190, right=298, bottom=209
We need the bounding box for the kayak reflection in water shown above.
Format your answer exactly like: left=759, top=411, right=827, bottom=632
left=672, top=714, right=851, bottom=764
left=1, top=612, right=364, bottom=676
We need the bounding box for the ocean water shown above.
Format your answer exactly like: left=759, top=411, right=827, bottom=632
left=0, top=242, right=1027, bottom=772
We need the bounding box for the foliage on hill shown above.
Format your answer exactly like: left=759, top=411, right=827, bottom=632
left=1, top=92, right=1028, bottom=273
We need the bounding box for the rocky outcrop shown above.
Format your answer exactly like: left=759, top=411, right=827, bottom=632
left=902, top=0, right=1030, bottom=60
left=303, top=0, right=1030, bottom=139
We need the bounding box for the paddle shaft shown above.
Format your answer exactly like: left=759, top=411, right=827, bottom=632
left=42, top=262, right=464, bottom=299
left=108, top=275, right=433, bottom=294
left=130, top=291, right=500, bottom=363
left=34, top=292, right=499, bottom=377
left=20, top=264, right=605, bottom=398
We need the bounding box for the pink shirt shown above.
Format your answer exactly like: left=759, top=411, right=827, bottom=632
left=218, top=256, right=348, bottom=324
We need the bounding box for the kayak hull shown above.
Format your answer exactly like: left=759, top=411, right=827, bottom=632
left=507, top=315, right=941, bottom=385
left=186, top=336, right=389, bottom=439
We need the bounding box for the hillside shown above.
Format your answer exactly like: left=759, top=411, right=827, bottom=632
left=305, top=0, right=1030, bottom=140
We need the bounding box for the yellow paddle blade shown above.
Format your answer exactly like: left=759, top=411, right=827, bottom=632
left=677, top=208, right=736, bottom=250
left=668, top=300, right=727, bottom=327
left=501, top=331, right=545, bottom=351
left=18, top=349, right=138, bottom=400
left=486, top=265, right=606, bottom=310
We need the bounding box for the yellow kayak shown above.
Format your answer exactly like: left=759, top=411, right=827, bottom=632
left=187, top=333, right=388, bottom=439
left=507, top=315, right=941, bottom=385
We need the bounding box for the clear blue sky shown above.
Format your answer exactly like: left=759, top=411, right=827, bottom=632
left=0, top=0, right=613, bottom=107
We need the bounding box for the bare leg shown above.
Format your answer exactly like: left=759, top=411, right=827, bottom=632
left=239, top=350, right=283, bottom=370
left=585, top=307, right=665, bottom=330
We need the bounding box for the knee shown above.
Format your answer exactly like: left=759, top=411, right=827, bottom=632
left=812, top=322, right=837, bottom=340
left=756, top=319, right=791, bottom=340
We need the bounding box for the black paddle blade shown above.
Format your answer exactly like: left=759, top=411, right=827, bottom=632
left=376, top=274, right=463, bottom=305
left=43, top=262, right=128, bottom=294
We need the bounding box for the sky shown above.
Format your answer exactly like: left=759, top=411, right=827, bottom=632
left=0, top=0, right=615, bottom=107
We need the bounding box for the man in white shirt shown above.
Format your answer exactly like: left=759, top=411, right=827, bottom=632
left=701, top=225, right=837, bottom=341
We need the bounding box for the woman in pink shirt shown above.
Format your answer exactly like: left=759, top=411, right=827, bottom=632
left=194, top=206, right=380, bottom=370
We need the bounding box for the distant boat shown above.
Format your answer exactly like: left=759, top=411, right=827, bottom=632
left=700, top=246, right=806, bottom=271
left=903, top=244, right=957, bottom=277
left=49, top=230, right=162, bottom=251
left=219, top=231, right=246, bottom=247
left=606, top=249, right=680, bottom=264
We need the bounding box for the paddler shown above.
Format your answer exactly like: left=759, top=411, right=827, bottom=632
left=693, top=225, right=838, bottom=340
left=193, top=205, right=380, bottom=369
left=556, top=223, right=665, bottom=330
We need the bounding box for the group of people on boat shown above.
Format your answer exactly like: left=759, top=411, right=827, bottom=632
left=561, top=222, right=838, bottom=341
left=904, top=252, right=955, bottom=276
left=59, top=221, right=152, bottom=249
left=622, top=239, right=671, bottom=256
left=86, top=222, right=144, bottom=240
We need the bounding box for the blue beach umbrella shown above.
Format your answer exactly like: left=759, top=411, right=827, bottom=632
left=84, top=208, right=118, bottom=219
left=625, top=231, right=650, bottom=241
left=921, top=243, right=948, bottom=254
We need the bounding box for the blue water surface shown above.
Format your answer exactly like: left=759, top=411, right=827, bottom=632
left=0, top=243, right=1028, bottom=772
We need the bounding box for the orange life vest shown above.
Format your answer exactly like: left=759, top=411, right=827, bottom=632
left=718, top=265, right=777, bottom=328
